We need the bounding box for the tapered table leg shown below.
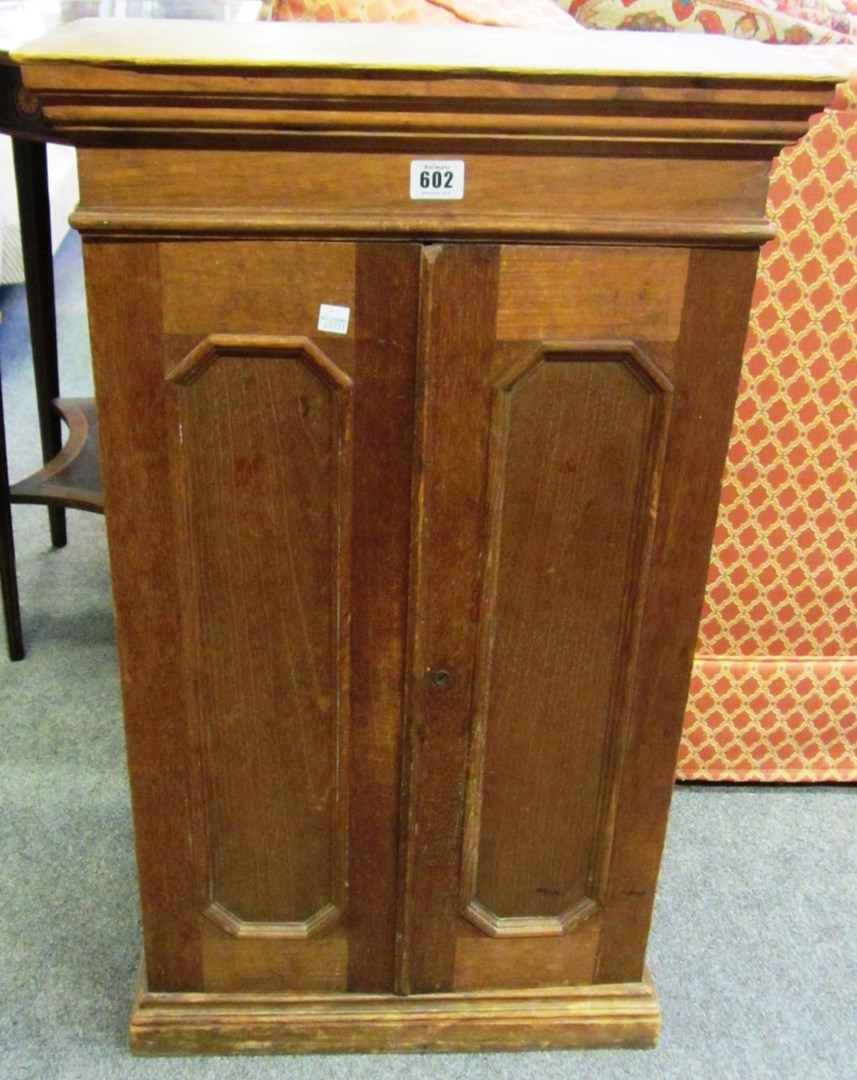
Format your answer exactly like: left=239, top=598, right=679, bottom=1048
left=0, top=372, right=24, bottom=661
left=12, top=136, right=66, bottom=550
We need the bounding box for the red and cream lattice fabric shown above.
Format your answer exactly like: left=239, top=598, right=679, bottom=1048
left=678, top=99, right=857, bottom=782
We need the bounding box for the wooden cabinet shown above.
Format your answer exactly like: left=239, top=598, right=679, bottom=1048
left=17, top=20, right=837, bottom=1055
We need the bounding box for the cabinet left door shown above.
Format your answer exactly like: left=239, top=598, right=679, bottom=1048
left=83, top=239, right=422, bottom=994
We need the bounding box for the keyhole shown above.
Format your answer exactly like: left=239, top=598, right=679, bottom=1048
left=430, top=669, right=451, bottom=690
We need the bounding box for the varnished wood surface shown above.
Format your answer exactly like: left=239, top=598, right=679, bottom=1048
left=82, top=233, right=772, bottom=1019
left=346, top=244, right=421, bottom=993
left=16, top=23, right=838, bottom=166
left=593, top=247, right=762, bottom=984
left=8, top=398, right=103, bottom=513
left=71, top=150, right=779, bottom=248
left=453, top=915, right=600, bottom=992
left=496, top=248, right=689, bottom=341
left=130, top=960, right=660, bottom=1055
left=167, top=334, right=351, bottom=932
left=0, top=56, right=53, bottom=141
left=28, top=24, right=838, bottom=1054
left=159, top=242, right=355, bottom=337
left=200, top=922, right=348, bottom=995
left=398, top=245, right=501, bottom=995
left=464, top=340, right=672, bottom=935
left=80, top=227, right=768, bottom=1033
left=83, top=240, right=204, bottom=992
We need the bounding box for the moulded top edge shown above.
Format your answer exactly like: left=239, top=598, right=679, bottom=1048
left=13, top=20, right=848, bottom=85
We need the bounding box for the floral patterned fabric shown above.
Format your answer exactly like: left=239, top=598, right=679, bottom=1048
left=561, top=0, right=857, bottom=44
left=267, top=0, right=577, bottom=29
left=269, top=0, right=857, bottom=42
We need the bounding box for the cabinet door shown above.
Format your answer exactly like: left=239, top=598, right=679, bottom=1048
left=399, top=243, right=757, bottom=993
left=85, top=239, right=421, bottom=994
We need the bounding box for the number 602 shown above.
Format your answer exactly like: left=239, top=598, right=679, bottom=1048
left=420, top=170, right=454, bottom=190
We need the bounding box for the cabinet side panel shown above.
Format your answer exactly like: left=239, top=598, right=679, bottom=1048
left=82, top=240, right=203, bottom=991
left=596, top=248, right=761, bottom=983
left=469, top=350, right=670, bottom=926
left=171, top=340, right=350, bottom=928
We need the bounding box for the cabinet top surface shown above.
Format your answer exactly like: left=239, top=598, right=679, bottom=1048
left=14, top=19, right=843, bottom=83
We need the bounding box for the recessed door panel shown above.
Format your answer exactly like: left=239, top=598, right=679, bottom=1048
left=169, top=335, right=352, bottom=934
left=89, top=236, right=422, bottom=994
left=462, top=344, right=672, bottom=938
left=400, top=244, right=690, bottom=995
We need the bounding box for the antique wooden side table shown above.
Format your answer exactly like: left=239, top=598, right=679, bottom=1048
left=0, top=45, right=103, bottom=660
left=16, top=20, right=837, bottom=1055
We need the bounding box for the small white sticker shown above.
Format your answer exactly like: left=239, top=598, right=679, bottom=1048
left=317, top=303, right=350, bottom=335
left=410, top=160, right=465, bottom=201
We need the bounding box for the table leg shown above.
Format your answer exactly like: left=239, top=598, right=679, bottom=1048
left=12, top=136, right=66, bottom=550
left=0, top=372, right=24, bottom=660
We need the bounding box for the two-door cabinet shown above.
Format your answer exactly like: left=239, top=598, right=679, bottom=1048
left=16, top=20, right=838, bottom=1054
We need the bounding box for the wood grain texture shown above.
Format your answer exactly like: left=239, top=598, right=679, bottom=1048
left=203, top=900, right=340, bottom=941
left=594, top=249, right=761, bottom=984
left=398, top=244, right=500, bottom=995
left=82, top=240, right=204, bottom=991
left=159, top=241, right=355, bottom=338
left=463, top=339, right=673, bottom=940
left=18, top=23, right=838, bottom=160
left=496, top=248, right=689, bottom=342
left=168, top=334, right=351, bottom=931
left=346, top=243, right=421, bottom=993
left=453, top=915, right=600, bottom=991
left=130, top=960, right=659, bottom=1055
left=73, top=149, right=777, bottom=248
left=200, top=920, right=348, bottom=995
left=8, top=398, right=103, bottom=513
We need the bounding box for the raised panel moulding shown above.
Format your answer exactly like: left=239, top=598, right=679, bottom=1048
left=203, top=900, right=340, bottom=941
left=16, top=24, right=840, bottom=249
left=167, top=334, right=352, bottom=935
left=16, top=23, right=839, bottom=155
left=462, top=342, right=673, bottom=937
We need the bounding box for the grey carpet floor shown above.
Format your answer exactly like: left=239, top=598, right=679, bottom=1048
left=1, top=235, right=855, bottom=1080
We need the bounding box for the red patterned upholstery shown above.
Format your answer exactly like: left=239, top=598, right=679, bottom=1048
left=679, top=96, right=857, bottom=781
left=267, top=0, right=576, bottom=28
left=560, top=0, right=857, bottom=43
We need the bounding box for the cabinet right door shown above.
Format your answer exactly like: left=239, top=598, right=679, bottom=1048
left=398, top=242, right=759, bottom=994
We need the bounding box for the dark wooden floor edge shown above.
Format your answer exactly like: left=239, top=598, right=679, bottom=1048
left=128, top=962, right=660, bottom=1055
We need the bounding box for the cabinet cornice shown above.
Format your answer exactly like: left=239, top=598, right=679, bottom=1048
left=16, top=22, right=838, bottom=159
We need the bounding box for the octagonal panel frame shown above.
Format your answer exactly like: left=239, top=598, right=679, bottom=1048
left=167, top=333, right=352, bottom=943
left=460, top=340, right=673, bottom=939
